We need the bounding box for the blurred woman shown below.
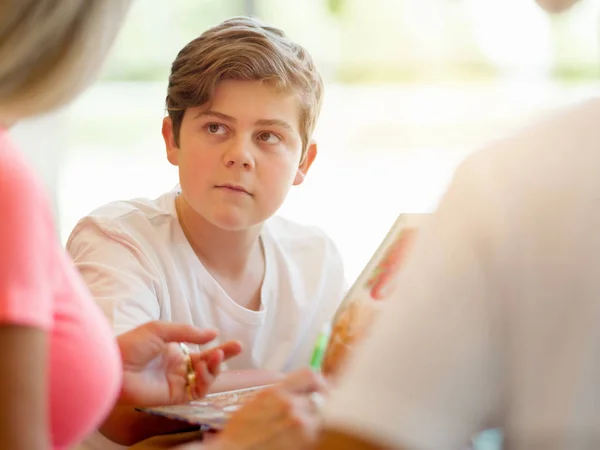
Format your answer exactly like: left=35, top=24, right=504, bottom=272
left=0, top=2, right=241, bottom=448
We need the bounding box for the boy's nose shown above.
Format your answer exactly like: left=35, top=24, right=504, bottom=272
left=225, top=158, right=252, bottom=169
left=224, top=138, right=255, bottom=169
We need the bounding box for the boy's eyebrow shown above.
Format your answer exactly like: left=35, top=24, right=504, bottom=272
left=255, top=119, right=295, bottom=133
left=195, top=110, right=295, bottom=133
left=194, top=110, right=236, bottom=122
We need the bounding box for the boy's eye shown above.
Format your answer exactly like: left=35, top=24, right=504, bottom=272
left=257, top=132, right=281, bottom=144
left=206, top=123, right=226, bottom=135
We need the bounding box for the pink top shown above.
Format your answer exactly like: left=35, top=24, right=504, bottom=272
left=0, top=129, right=122, bottom=449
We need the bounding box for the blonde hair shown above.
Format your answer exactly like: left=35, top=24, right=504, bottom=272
left=0, top=0, right=131, bottom=121
left=166, top=17, right=324, bottom=158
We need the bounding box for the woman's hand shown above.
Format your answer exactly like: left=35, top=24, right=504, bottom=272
left=181, top=369, right=327, bottom=450
left=117, top=321, right=242, bottom=406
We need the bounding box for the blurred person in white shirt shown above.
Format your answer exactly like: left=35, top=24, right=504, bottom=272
left=312, top=1, right=600, bottom=449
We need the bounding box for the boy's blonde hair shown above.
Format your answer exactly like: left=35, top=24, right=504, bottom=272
left=166, top=17, right=324, bottom=158
left=0, top=0, right=131, bottom=121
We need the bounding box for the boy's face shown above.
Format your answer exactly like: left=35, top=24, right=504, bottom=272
left=163, top=79, right=316, bottom=231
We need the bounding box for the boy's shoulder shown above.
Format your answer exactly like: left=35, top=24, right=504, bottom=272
left=70, top=190, right=176, bottom=238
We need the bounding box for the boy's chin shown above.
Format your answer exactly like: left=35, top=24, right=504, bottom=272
left=535, top=0, right=579, bottom=13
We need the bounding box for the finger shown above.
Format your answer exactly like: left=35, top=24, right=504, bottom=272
left=192, top=359, right=215, bottom=399
left=293, top=390, right=325, bottom=416
left=146, top=321, right=218, bottom=345
left=216, top=340, right=243, bottom=360
left=254, top=387, right=294, bottom=419
left=191, top=350, right=224, bottom=397
left=205, top=349, right=225, bottom=377
left=280, top=368, right=327, bottom=395
left=190, top=340, right=242, bottom=367
left=286, top=397, right=321, bottom=433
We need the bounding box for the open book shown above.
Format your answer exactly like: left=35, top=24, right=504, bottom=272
left=320, top=213, right=427, bottom=377
left=138, top=213, right=428, bottom=429
left=137, top=385, right=268, bottom=431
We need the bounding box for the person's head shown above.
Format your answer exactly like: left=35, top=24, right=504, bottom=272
left=162, top=17, right=323, bottom=231
left=0, top=0, right=131, bottom=125
left=535, top=0, right=581, bottom=13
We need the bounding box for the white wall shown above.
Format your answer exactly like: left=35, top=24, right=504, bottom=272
left=8, top=109, right=69, bottom=231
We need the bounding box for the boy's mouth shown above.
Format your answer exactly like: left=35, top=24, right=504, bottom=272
left=215, top=183, right=252, bottom=196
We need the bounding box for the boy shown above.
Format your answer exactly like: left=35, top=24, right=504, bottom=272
left=68, top=16, right=346, bottom=449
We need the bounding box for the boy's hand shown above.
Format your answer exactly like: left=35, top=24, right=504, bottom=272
left=117, top=321, right=243, bottom=406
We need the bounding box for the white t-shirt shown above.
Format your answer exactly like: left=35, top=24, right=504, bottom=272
left=324, top=98, right=600, bottom=450
left=67, top=187, right=346, bottom=450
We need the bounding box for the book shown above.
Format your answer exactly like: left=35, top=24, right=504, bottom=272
left=320, top=213, right=427, bottom=377
left=136, top=385, right=269, bottom=431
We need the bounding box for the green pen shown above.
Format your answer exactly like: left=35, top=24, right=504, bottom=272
left=310, top=323, right=331, bottom=372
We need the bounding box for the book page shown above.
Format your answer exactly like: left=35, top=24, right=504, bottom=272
left=321, top=213, right=428, bottom=378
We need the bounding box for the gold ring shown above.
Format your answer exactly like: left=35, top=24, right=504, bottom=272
left=179, top=343, right=196, bottom=401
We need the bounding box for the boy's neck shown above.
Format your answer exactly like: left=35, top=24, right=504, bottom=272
left=175, top=194, right=263, bottom=278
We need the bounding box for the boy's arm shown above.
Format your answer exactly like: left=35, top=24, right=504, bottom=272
left=67, top=220, right=194, bottom=444
left=67, top=219, right=161, bottom=334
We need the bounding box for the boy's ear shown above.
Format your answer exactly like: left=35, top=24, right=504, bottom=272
left=162, top=116, right=179, bottom=166
left=293, top=141, right=317, bottom=186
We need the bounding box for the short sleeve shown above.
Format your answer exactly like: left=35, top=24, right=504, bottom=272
left=66, top=218, right=160, bottom=336
left=323, top=154, right=506, bottom=450
left=0, top=137, right=56, bottom=329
